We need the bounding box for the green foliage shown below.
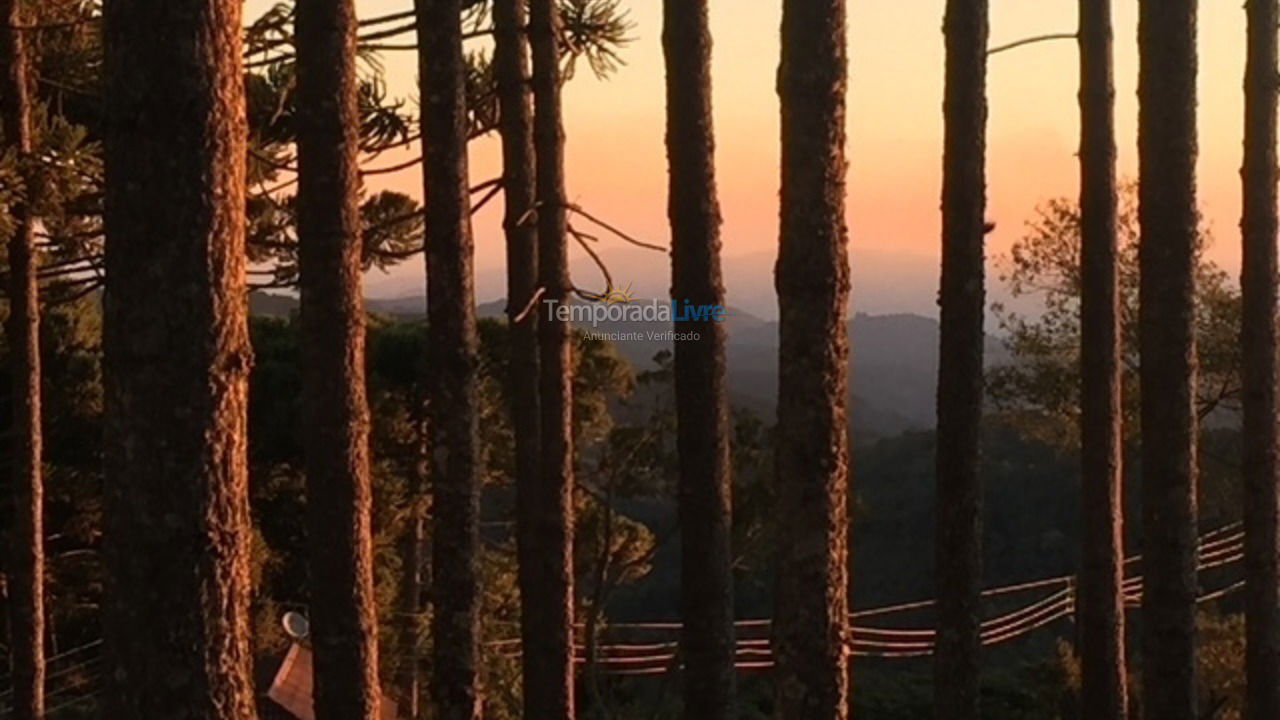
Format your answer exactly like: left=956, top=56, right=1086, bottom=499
left=989, top=185, right=1241, bottom=449
left=559, top=0, right=634, bottom=80
left=1195, top=609, right=1246, bottom=720
left=0, top=296, right=104, bottom=658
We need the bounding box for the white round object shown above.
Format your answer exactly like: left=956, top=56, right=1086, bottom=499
left=282, top=611, right=311, bottom=640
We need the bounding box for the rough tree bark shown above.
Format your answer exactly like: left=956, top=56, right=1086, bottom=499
left=295, top=1, right=382, bottom=718
left=934, top=1, right=988, bottom=719
left=1, top=1, right=45, bottom=718
left=1241, top=1, right=1280, bottom=719
left=526, top=0, right=576, bottom=718
left=1077, top=1, right=1128, bottom=718
left=772, top=0, right=851, bottom=718
left=1137, top=2, right=1200, bottom=720
left=418, top=0, right=483, bottom=718
left=662, top=2, right=735, bottom=718
left=101, top=0, right=258, bottom=717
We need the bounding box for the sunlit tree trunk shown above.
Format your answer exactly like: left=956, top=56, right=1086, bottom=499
left=1241, top=1, right=1280, bottom=719
left=1, top=1, right=45, bottom=717
left=1137, top=3, right=1199, bottom=719
left=418, top=0, right=484, bottom=718
left=1077, top=2, right=1127, bottom=718
left=934, top=1, right=988, bottom=719
left=662, top=2, right=735, bottom=718
left=101, top=0, right=257, bottom=716
left=527, top=0, right=576, bottom=717
left=772, top=1, right=851, bottom=718
left=296, top=1, right=382, bottom=718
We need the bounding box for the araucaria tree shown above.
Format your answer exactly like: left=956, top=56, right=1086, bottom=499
left=101, top=0, right=258, bottom=716
left=296, top=0, right=382, bottom=717
left=935, top=1, right=988, bottom=718
left=772, top=0, right=852, bottom=718
left=418, top=0, right=484, bottom=717
left=1077, top=1, right=1127, bottom=718
left=1241, top=1, right=1280, bottom=718
left=1138, top=2, right=1199, bottom=719
left=1, top=2, right=45, bottom=719
left=526, top=0, right=576, bottom=718
left=663, top=1, right=735, bottom=718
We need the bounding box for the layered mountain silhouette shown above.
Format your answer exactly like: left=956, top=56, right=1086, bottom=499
left=251, top=292, right=1007, bottom=440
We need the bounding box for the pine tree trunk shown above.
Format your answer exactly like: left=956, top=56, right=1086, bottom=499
left=1, top=2, right=45, bottom=718
left=772, top=1, right=851, bottom=718
left=1242, top=1, right=1280, bottom=718
left=1137, top=3, right=1199, bottom=719
left=1077, top=1, right=1128, bottom=718
left=396, top=412, right=429, bottom=719
left=935, top=2, right=988, bottom=718
left=527, top=0, right=576, bottom=717
left=662, top=2, right=735, bottom=718
left=101, top=1, right=257, bottom=717
left=397, top=504, right=424, bottom=719
left=418, top=0, right=484, bottom=718
left=295, top=1, right=382, bottom=718
left=492, top=1, right=554, bottom=716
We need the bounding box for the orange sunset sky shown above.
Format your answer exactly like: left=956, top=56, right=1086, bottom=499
left=248, top=0, right=1254, bottom=318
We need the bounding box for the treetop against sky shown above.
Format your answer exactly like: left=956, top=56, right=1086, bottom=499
left=248, top=0, right=1252, bottom=309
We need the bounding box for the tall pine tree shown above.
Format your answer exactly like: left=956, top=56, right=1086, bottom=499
left=1077, top=1, right=1128, bottom=718
left=418, top=0, right=484, bottom=716
left=664, top=1, right=735, bottom=718
left=934, top=1, right=988, bottom=718
left=1, top=2, right=45, bottom=716
left=491, top=0, right=548, bottom=715
left=663, top=1, right=735, bottom=718
left=525, top=0, right=576, bottom=717
left=772, top=0, right=851, bottom=718
left=296, top=0, right=382, bottom=717
left=1138, top=3, right=1200, bottom=719
left=101, top=0, right=258, bottom=715
left=1241, top=1, right=1280, bottom=718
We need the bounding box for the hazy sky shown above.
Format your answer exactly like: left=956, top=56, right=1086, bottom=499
left=248, top=1, right=1254, bottom=317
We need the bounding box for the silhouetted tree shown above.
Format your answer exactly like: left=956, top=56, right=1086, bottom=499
left=1077, top=1, right=1127, bottom=718
left=1241, top=1, right=1280, bottom=719
left=662, top=1, right=734, bottom=718
left=492, top=1, right=551, bottom=717
left=772, top=0, right=851, bottom=718
left=935, top=0, right=988, bottom=718
left=1, top=1, right=45, bottom=718
left=101, top=0, right=258, bottom=716
left=526, top=0, right=576, bottom=718
left=1138, top=2, right=1199, bottom=719
left=418, top=0, right=484, bottom=717
left=296, top=0, right=381, bottom=717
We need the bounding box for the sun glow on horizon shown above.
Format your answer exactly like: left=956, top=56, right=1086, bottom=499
left=248, top=0, right=1256, bottom=316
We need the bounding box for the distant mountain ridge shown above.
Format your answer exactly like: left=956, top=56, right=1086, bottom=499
left=250, top=291, right=1007, bottom=439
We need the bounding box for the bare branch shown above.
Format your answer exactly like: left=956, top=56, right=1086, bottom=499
left=358, top=9, right=416, bottom=28
left=471, top=181, right=503, bottom=215
left=511, top=286, right=548, bottom=325
left=987, top=33, right=1076, bottom=57
left=570, top=223, right=613, bottom=296
left=361, top=154, right=422, bottom=176
left=45, top=278, right=103, bottom=307
left=565, top=203, right=665, bottom=252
